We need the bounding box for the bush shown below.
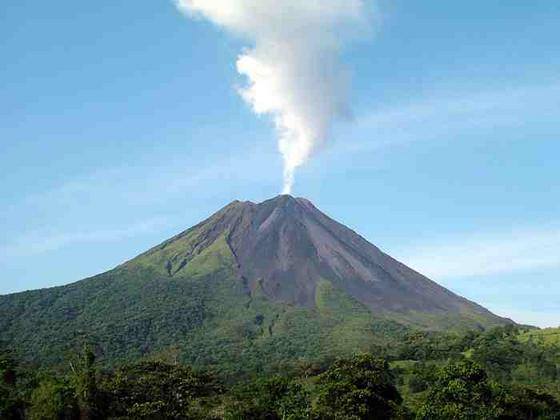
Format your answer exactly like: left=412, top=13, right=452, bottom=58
left=416, top=360, right=501, bottom=420
left=224, top=375, right=310, bottom=420
left=101, top=361, right=220, bottom=419
left=28, top=377, right=79, bottom=420
left=313, top=354, right=405, bottom=419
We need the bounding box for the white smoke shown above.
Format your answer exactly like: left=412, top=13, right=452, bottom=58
left=175, top=0, right=368, bottom=194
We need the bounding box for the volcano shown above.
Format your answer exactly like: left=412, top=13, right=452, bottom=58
left=155, top=195, right=502, bottom=319
left=0, top=195, right=510, bottom=373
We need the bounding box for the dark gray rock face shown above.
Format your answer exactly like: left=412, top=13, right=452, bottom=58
left=168, top=195, right=506, bottom=322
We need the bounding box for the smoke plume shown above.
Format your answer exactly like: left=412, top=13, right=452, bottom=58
left=176, top=0, right=367, bottom=194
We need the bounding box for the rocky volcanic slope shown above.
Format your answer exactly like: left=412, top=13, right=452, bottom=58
left=0, top=195, right=510, bottom=374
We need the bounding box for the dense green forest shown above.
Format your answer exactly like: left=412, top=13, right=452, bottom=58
left=2, top=325, right=559, bottom=419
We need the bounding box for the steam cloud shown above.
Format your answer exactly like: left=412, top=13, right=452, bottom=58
left=176, top=0, right=367, bottom=194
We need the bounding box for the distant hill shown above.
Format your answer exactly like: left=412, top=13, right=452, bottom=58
left=0, top=195, right=511, bottom=375
left=520, top=327, right=560, bottom=347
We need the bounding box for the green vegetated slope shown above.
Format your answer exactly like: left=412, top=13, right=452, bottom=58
left=382, top=308, right=506, bottom=332
left=0, top=234, right=404, bottom=376
left=0, top=195, right=512, bottom=377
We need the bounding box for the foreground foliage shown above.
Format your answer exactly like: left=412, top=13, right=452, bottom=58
left=1, top=325, right=559, bottom=419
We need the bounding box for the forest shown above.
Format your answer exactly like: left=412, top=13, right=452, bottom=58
left=1, top=325, right=559, bottom=419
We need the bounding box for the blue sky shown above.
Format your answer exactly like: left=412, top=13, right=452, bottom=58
left=1, top=0, right=559, bottom=327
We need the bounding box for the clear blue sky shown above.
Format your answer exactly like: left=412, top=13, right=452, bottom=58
left=1, top=0, right=559, bottom=327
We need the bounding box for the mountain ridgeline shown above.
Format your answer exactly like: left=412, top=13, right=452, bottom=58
left=0, top=195, right=510, bottom=374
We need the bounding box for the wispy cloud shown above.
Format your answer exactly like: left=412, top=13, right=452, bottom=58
left=397, top=225, right=560, bottom=280
left=0, top=218, right=169, bottom=260
left=341, top=82, right=560, bottom=152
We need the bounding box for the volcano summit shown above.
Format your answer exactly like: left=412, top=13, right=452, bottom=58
left=0, top=195, right=510, bottom=372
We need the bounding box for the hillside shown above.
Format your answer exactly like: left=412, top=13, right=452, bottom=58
left=520, top=327, right=560, bottom=347
left=0, top=195, right=510, bottom=375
